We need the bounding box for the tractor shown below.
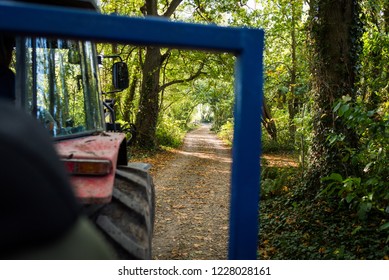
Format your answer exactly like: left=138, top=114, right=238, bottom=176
left=2, top=0, right=155, bottom=260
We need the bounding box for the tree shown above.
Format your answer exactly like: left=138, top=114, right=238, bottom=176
left=135, top=0, right=251, bottom=148
left=305, top=0, right=362, bottom=192
left=359, top=0, right=389, bottom=110
left=249, top=1, right=309, bottom=144
left=132, top=0, right=181, bottom=148
left=99, top=0, right=263, bottom=148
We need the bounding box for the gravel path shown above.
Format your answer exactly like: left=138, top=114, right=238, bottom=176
left=151, top=124, right=231, bottom=259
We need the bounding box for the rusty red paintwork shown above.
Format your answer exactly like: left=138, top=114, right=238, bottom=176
left=55, top=132, right=126, bottom=204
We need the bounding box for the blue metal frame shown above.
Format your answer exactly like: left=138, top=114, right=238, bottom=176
left=0, top=1, right=264, bottom=260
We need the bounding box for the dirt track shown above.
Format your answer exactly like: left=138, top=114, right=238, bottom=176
left=151, top=124, right=231, bottom=260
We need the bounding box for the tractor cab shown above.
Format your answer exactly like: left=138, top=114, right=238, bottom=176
left=16, top=37, right=105, bottom=138
left=5, top=0, right=127, bottom=139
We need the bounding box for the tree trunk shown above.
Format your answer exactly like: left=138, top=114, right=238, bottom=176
left=384, top=2, right=389, bottom=98
left=135, top=46, right=162, bottom=148
left=134, top=0, right=183, bottom=149
left=262, top=98, right=277, bottom=141
left=384, top=3, right=389, bottom=34
left=288, top=1, right=298, bottom=141
left=122, top=72, right=138, bottom=124
left=306, top=0, right=361, bottom=193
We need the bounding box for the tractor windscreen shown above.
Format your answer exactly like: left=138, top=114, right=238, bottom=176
left=17, top=37, right=104, bottom=138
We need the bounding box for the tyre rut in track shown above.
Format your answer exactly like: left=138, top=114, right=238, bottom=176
left=152, top=124, right=231, bottom=259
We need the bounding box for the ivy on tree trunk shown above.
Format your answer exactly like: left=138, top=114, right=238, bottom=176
left=306, top=0, right=362, bottom=193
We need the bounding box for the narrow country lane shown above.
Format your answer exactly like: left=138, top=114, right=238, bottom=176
left=152, top=124, right=232, bottom=259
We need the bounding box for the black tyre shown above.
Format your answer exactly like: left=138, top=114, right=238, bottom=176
left=92, top=163, right=155, bottom=259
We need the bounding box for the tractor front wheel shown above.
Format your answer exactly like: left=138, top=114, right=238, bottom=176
left=92, top=163, right=155, bottom=259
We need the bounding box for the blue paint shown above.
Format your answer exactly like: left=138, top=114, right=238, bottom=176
left=0, top=1, right=264, bottom=260
left=229, top=29, right=264, bottom=259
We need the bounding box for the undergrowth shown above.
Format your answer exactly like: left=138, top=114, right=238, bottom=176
left=258, top=157, right=389, bottom=260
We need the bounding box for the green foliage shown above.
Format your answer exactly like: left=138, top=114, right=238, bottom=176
left=258, top=0, right=389, bottom=260
left=260, top=190, right=389, bottom=259
left=259, top=163, right=389, bottom=260
left=260, top=157, right=298, bottom=200
left=294, top=104, right=313, bottom=163
left=320, top=95, right=389, bottom=222
left=193, top=77, right=234, bottom=132
left=156, top=115, right=186, bottom=148
left=359, top=0, right=389, bottom=107
left=99, top=0, right=312, bottom=151
left=259, top=0, right=310, bottom=142
left=261, top=108, right=296, bottom=152
left=217, top=120, right=234, bottom=145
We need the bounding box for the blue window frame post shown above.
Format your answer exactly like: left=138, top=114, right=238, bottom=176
left=229, top=30, right=263, bottom=259
left=0, top=1, right=264, bottom=260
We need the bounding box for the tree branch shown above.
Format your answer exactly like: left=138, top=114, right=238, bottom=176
left=163, top=0, right=184, bottom=18
left=160, top=49, right=172, bottom=64
left=138, top=48, right=144, bottom=71
left=159, top=63, right=205, bottom=92
left=159, top=51, right=171, bottom=109
left=145, top=0, right=158, bottom=16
